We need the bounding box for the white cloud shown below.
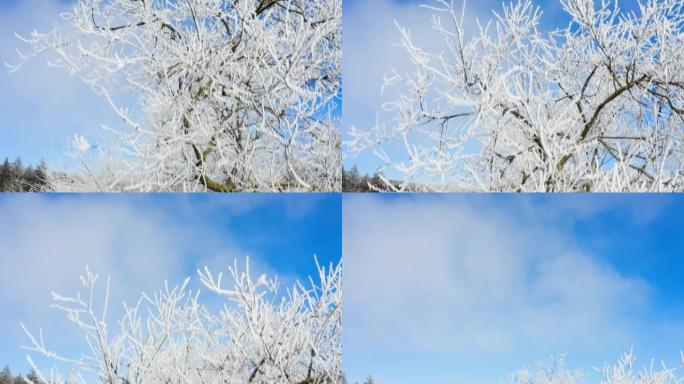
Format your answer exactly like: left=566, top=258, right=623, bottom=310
left=0, top=194, right=331, bottom=374
left=0, top=195, right=295, bottom=373
left=343, top=195, right=651, bottom=383
left=0, top=196, right=189, bottom=373
left=0, top=197, right=190, bottom=318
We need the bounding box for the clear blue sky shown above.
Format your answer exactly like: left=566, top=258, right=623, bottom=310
left=342, top=0, right=641, bottom=175
left=0, top=193, right=341, bottom=375
left=344, top=194, right=684, bottom=384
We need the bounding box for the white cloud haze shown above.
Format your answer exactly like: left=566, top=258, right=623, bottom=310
left=0, top=195, right=319, bottom=374
left=343, top=195, right=664, bottom=384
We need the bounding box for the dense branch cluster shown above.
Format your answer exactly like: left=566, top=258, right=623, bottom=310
left=347, top=0, right=684, bottom=191
left=22, top=258, right=342, bottom=384
left=14, top=0, right=341, bottom=192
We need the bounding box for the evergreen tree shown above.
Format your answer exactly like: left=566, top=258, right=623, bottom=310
left=12, top=157, right=23, bottom=177
left=343, top=166, right=391, bottom=192
left=23, top=160, right=48, bottom=192
left=0, top=366, right=12, bottom=384
left=4, top=157, right=25, bottom=192
left=0, top=159, right=10, bottom=191
left=0, top=157, right=51, bottom=192
left=35, top=160, right=47, bottom=184
left=25, top=369, right=42, bottom=384
left=21, top=166, right=35, bottom=192
left=0, top=366, right=42, bottom=384
left=370, top=173, right=384, bottom=191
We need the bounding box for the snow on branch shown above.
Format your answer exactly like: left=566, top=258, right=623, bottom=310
left=11, top=0, right=341, bottom=192
left=511, top=351, right=682, bottom=384
left=21, top=257, right=342, bottom=384
left=346, top=0, right=684, bottom=192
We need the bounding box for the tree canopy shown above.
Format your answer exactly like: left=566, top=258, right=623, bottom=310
left=347, top=0, right=684, bottom=192
left=14, top=0, right=341, bottom=192
left=22, top=258, right=342, bottom=384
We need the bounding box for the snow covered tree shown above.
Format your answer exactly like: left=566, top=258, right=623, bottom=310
left=511, top=355, right=584, bottom=384
left=11, top=0, right=341, bottom=192
left=21, top=257, right=342, bottom=384
left=511, top=352, right=680, bottom=384
left=0, top=157, right=50, bottom=192
left=24, top=369, right=44, bottom=384
left=0, top=366, right=43, bottom=384
left=0, top=366, right=11, bottom=384
left=0, top=159, right=11, bottom=191
left=347, top=0, right=684, bottom=192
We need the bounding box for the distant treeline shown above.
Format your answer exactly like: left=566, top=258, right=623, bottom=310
left=0, top=157, right=49, bottom=192
left=1, top=364, right=371, bottom=384
left=342, top=166, right=399, bottom=192
left=343, top=375, right=375, bottom=384
left=0, top=366, right=44, bottom=384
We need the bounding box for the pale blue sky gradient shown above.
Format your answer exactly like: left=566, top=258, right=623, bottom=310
left=0, top=193, right=341, bottom=375
left=344, top=194, right=684, bottom=384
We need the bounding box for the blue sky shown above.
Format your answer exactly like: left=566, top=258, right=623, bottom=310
left=342, top=0, right=641, bottom=176
left=344, top=194, right=684, bottom=384
left=0, top=0, right=127, bottom=168
left=0, top=193, right=341, bottom=375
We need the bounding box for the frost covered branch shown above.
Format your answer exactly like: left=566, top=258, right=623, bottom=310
left=13, top=0, right=341, bottom=192
left=21, top=257, right=342, bottom=383
left=511, top=352, right=682, bottom=384
left=347, top=0, right=684, bottom=191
